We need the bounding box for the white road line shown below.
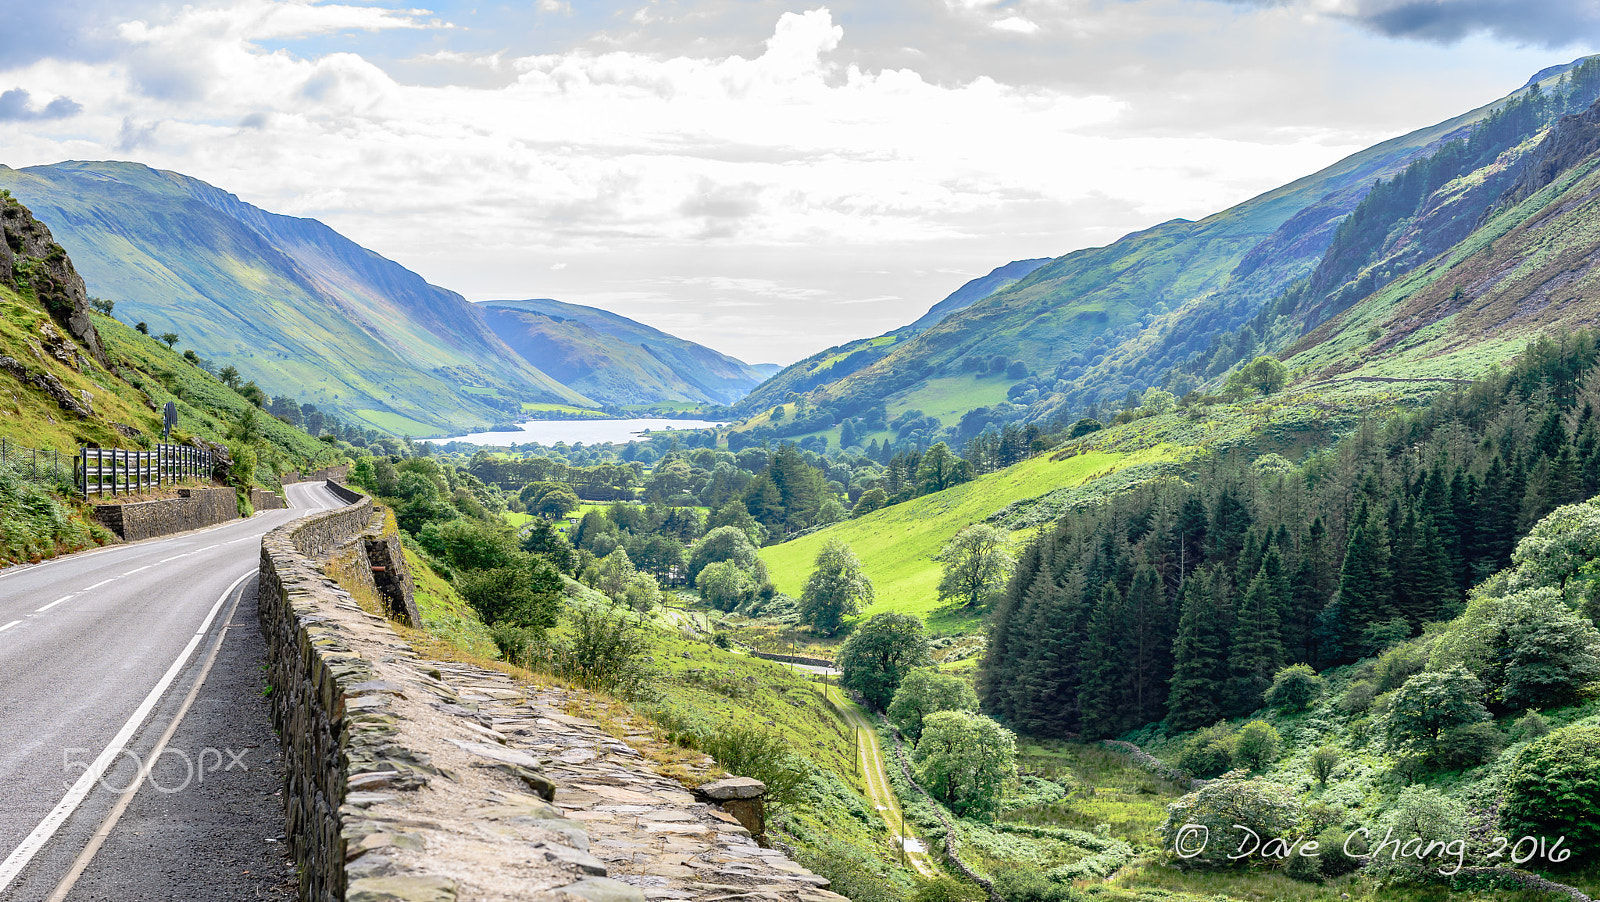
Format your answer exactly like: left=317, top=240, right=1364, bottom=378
left=223, top=537, right=255, bottom=545
left=0, top=570, right=254, bottom=894
left=156, top=555, right=189, bottom=564
left=35, top=596, right=73, bottom=613
left=0, top=620, right=21, bottom=633
left=198, top=544, right=221, bottom=551
left=119, top=566, right=151, bottom=576
left=81, top=579, right=113, bottom=591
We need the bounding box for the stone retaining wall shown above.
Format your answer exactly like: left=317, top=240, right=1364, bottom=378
left=252, top=489, right=287, bottom=511
left=283, top=464, right=351, bottom=485
left=259, top=482, right=845, bottom=902
left=94, top=485, right=238, bottom=541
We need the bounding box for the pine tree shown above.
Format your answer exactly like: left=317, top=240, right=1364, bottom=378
left=1166, top=568, right=1230, bottom=731
left=1328, top=505, right=1392, bottom=661
left=1079, top=583, right=1135, bottom=738
left=1126, top=564, right=1173, bottom=725
left=1225, top=558, right=1285, bottom=716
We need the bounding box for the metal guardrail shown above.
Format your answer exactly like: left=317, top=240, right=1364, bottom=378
left=76, top=443, right=212, bottom=497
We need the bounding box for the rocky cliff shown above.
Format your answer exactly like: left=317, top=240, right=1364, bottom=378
left=0, top=192, right=109, bottom=368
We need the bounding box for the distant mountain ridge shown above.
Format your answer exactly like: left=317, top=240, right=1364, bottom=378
left=734, top=55, right=1600, bottom=442
left=477, top=297, right=773, bottom=406
left=0, top=161, right=593, bottom=435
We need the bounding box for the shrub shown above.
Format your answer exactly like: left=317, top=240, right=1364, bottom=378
left=1341, top=680, right=1377, bottom=714
left=543, top=605, right=654, bottom=699
left=1372, top=786, right=1465, bottom=877
left=1175, top=724, right=1235, bottom=779
left=1432, top=722, right=1503, bottom=770
left=698, top=559, right=756, bottom=612
left=1159, top=771, right=1303, bottom=868
left=1500, top=724, right=1600, bottom=865
left=1373, top=638, right=1428, bottom=692
left=700, top=723, right=811, bottom=807
left=1315, top=825, right=1367, bottom=876
left=1231, top=721, right=1282, bottom=772
left=989, top=867, right=1079, bottom=902
left=1512, top=709, right=1551, bottom=741
left=1265, top=664, right=1326, bottom=712
left=456, top=562, right=562, bottom=632
left=1310, top=745, right=1341, bottom=787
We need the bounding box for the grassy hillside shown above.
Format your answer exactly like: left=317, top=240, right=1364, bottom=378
left=0, top=161, right=592, bottom=435
left=759, top=446, right=1177, bottom=632
left=479, top=298, right=769, bottom=406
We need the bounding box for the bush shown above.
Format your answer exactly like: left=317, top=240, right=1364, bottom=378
left=1315, top=825, right=1367, bottom=876
left=698, top=559, right=756, bottom=612
left=1175, top=723, right=1235, bottom=779
left=1341, top=680, right=1377, bottom=714
left=456, top=561, right=562, bottom=631
left=1512, top=709, right=1551, bottom=741
left=1159, top=771, right=1303, bottom=868
left=1310, top=745, right=1341, bottom=787
left=913, top=711, right=1017, bottom=819
left=1265, top=664, right=1326, bottom=711
left=990, top=867, right=1079, bottom=902
left=543, top=605, right=654, bottom=699
left=1432, top=722, right=1503, bottom=770
left=1500, top=724, right=1600, bottom=865
left=1231, top=721, right=1281, bottom=773
left=700, top=723, right=811, bottom=807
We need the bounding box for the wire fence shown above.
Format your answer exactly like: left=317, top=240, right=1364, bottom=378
left=0, top=437, right=73, bottom=483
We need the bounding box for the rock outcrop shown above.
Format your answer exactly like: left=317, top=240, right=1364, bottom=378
left=0, top=192, right=109, bottom=369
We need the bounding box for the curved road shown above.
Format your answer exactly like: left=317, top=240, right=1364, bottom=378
left=0, top=481, right=347, bottom=900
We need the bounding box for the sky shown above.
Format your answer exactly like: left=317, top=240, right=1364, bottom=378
left=0, top=1, right=1597, bottom=365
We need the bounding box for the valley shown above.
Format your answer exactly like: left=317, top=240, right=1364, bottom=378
left=7, top=28, right=1600, bottom=902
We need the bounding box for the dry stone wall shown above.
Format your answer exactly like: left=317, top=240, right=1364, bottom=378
left=258, top=482, right=848, bottom=902
left=252, top=488, right=288, bottom=511
left=94, top=485, right=238, bottom=541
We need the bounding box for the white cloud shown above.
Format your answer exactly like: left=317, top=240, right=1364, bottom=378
left=991, top=16, right=1042, bottom=34
left=0, top=2, right=1578, bottom=363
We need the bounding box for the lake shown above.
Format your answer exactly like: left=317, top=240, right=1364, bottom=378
left=420, top=418, right=724, bottom=447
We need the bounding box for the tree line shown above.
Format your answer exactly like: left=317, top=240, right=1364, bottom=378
left=982, top=332, right=1600, bottom=740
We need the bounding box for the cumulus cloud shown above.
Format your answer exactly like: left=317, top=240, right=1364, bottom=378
left=0, top=1, right=1576, bottom=361
left=0, top=89, right=83, bottom=121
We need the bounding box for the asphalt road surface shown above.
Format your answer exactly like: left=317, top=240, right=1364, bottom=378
left=0, top=481, right=348, bottom=901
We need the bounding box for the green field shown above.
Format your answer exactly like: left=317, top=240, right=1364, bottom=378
left=354, top=408, right=443, bottom=437
left=521, top=402, right=608, bottom=417
left=760, top=446, right=1172, bottom=631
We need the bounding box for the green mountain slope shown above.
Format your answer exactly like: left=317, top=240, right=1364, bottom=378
left=899, top=258, right=1052, bottom=333
left=740, top=57, right=1600, bottom=440
left=735, top=260, right=1051, bottom=417
left=1287, top=92, right=1600, bottom=385
left=477, top=298, right=770, bottom=405
left=0, top=161, right=593, bottom=436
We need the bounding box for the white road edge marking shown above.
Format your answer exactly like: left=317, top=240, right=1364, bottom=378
left=35, top=596, right=73, bottom=613
left=43, top=576, right=252, bottom=902
left=0, top=570, right=255, bottom=894
left=0, top=620, right=21, bottom=633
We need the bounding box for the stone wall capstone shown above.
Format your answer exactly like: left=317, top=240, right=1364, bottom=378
left=94, top=486, right=238, bottom=541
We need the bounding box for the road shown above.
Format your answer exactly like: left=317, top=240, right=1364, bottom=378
left=0, top=481, right=347, bottom=900
left=823, top=683, right=935, bottom=877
